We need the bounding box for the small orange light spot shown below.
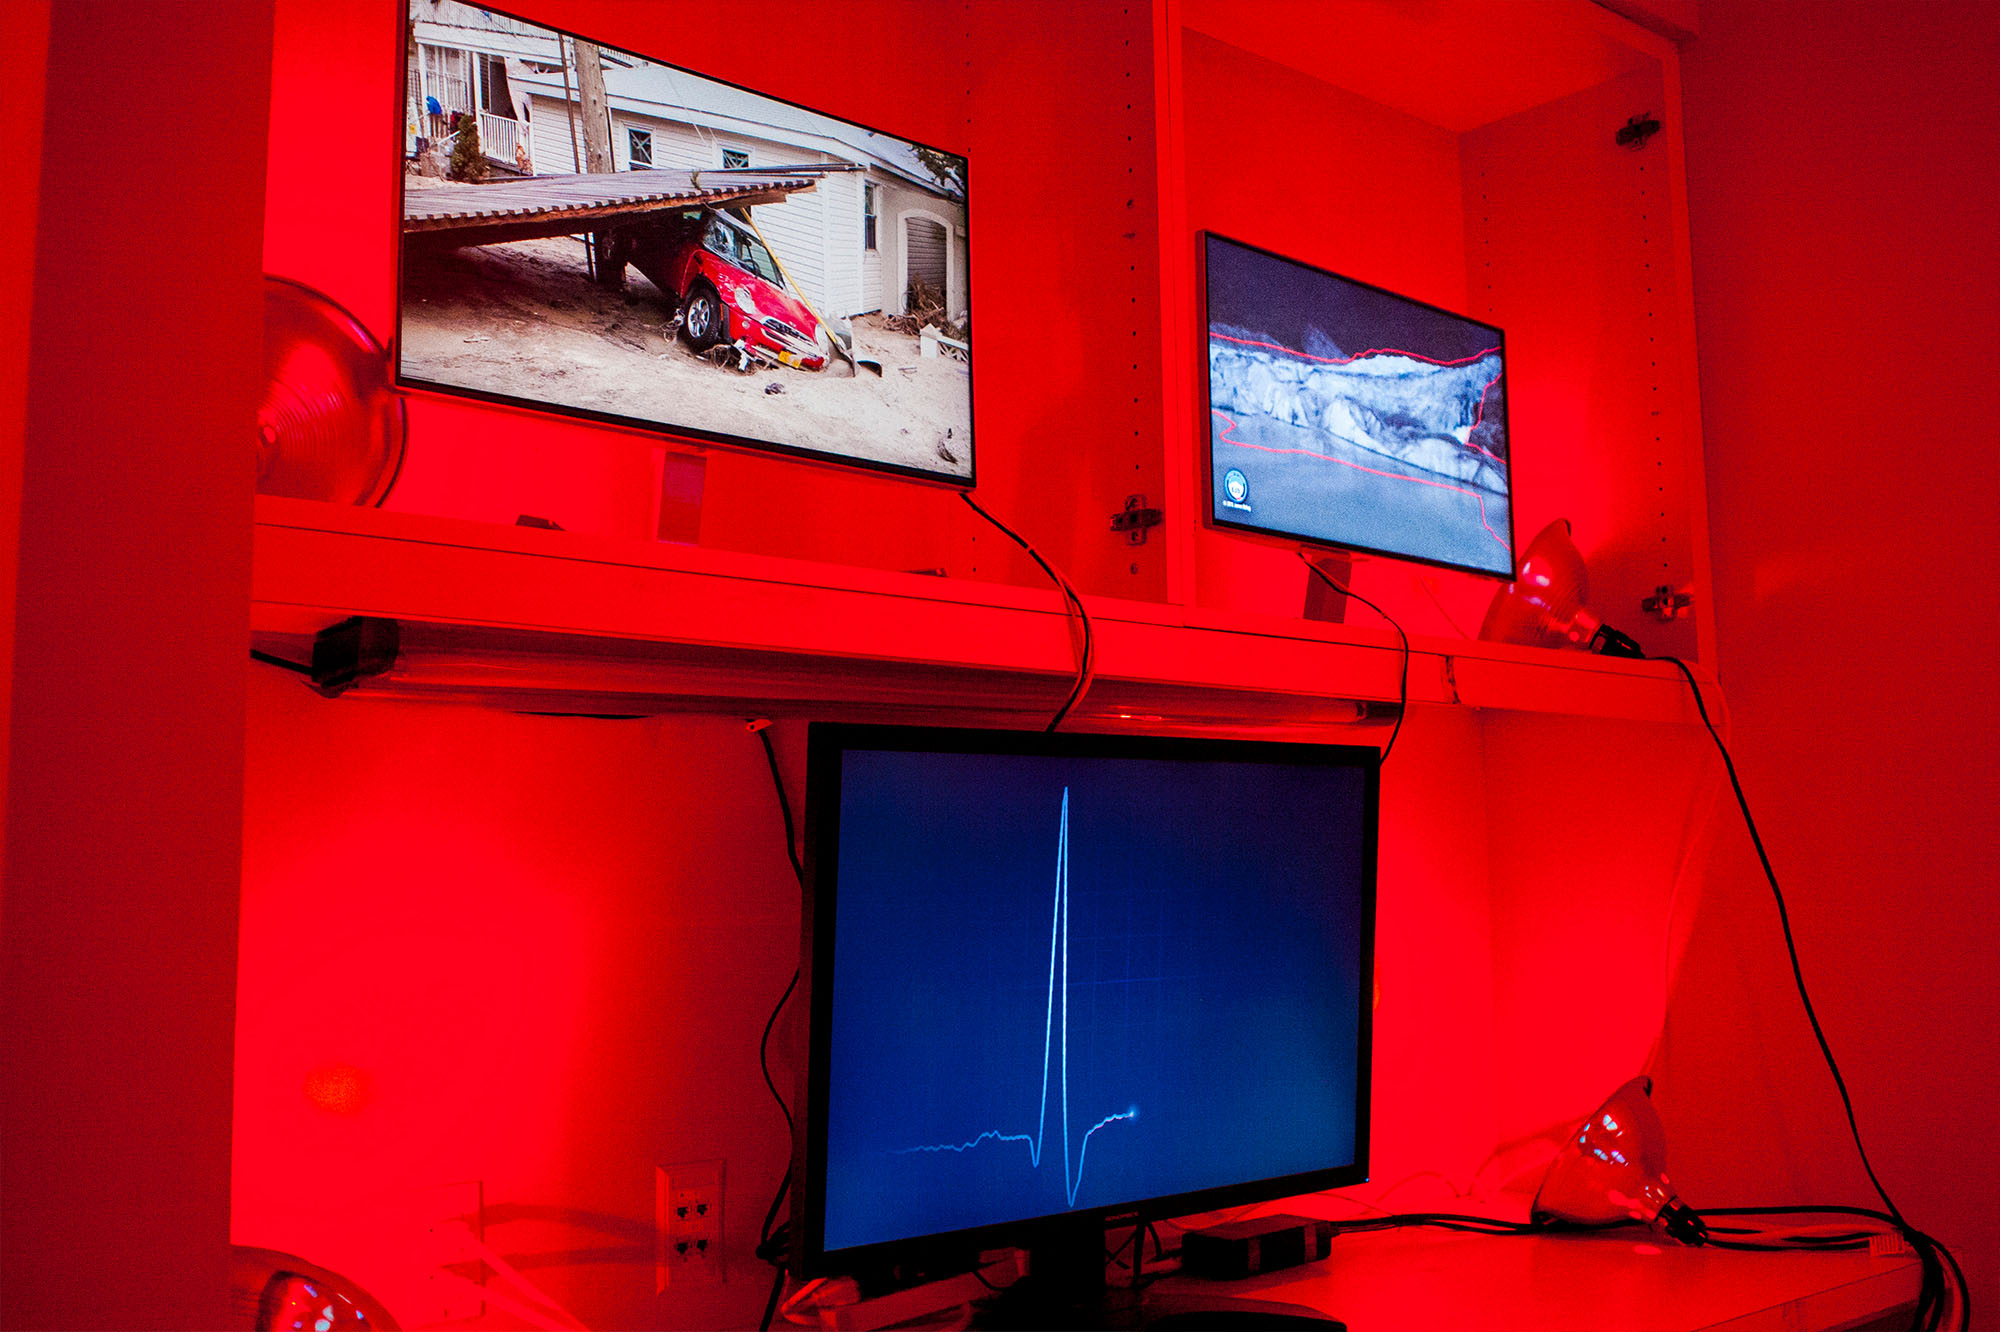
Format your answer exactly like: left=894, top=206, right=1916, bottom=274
left=303, top=1062, right=373, bottom=1116
left=1632, top=1243, right=1663, bottom=1256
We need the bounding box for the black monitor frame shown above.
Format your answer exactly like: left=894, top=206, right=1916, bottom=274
left=792, top=723, right=1378, bottom=1285
left=389, top=1, right=975, bottom=488
left=1199, top=230, right=1517, bottom=578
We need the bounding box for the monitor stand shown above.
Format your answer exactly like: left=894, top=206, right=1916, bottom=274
left=976, top=1215, right=1115, bottom=1329
left=1301, top=549, right=1352, bottom=624
left=655, top=447, right=706, bottom=545
left=966, top=1221, right=1349, bottom=1330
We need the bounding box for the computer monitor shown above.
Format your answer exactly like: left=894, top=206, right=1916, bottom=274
left=1202, top=232, right=1516, bottom=577
left=794, top=724, right=1377, bottom=1298
left=395, top=1, right=973, bottom=484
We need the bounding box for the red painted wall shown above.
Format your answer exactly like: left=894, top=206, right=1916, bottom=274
left=1661, top=0, right=2000, bottom=1313
left=234, top=7, right=1797, bottom=1328
left=235, top=681, right=804, bottom=1329
left=1, top=4, right=271, bottom=1327
left=15, top=1, right=1990, bottom=1325
left=0, top=0, right=48, bottom=875
left=230, top=16, right=1657, bottom=1326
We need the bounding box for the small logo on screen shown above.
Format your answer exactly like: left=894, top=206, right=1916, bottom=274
left=1221, top=468, right=1251, bottom=511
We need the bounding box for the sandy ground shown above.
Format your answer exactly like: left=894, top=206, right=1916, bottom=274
left=398, top=179, right=972, bottom=478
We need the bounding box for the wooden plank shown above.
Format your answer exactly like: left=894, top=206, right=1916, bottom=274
left=402, top=170, right=813, bottom=234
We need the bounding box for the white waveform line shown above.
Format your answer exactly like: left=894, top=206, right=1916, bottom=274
left=889, top=786, right=1139, bottom=1207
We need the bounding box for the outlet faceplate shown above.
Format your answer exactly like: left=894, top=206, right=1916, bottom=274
left=655, top=1159, right=725, bottom=1289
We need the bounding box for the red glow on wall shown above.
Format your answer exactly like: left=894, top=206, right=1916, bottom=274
left=234, top=804, right=596, bottom=1187
left=232, top=683, right=605, bottom=1314
left=6, top=0, right=1980, bottom=1324
left=233, top=675, right=804, bottom=1326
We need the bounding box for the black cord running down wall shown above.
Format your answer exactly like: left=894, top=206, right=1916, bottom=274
left=1658, top=657, right=1967, bottom=1331
left=752, top=723, right=806, bottom=1332
left=959, top=491, right=1095, bottom=732
left=1298, top=551, right=1410, bottom=764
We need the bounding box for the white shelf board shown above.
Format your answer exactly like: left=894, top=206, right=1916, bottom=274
left=252, top=497, right=1701, bottom=730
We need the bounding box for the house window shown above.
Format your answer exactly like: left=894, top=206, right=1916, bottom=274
left=477, top=54, right=513, bottom=119
left=628, top=127, right=653, bottom=169
left=863, top=182, right=878, bottom=251
left=722, top=148, right=750, bottom=170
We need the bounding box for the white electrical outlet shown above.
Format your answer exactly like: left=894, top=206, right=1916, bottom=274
left=656, top=1159, right=725, bottom=1289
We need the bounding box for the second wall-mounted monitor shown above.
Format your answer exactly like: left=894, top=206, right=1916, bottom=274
left=1201, top=233, right=1514, bottom=577
left=396, top=1, right=972, bottom=483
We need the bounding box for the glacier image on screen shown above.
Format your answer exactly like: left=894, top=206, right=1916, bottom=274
left=1204, top=235, right=1514, bottom=576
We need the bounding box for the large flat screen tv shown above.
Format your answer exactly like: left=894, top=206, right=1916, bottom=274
left=795, top=724, right=1377, bottom=1299
left=396, top=2, right=972, bottom=483
left=1202, top=233, right=1515, bottom=576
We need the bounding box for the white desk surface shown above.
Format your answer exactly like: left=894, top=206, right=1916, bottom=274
left=1143, top=1226, right=1921, bottom=1332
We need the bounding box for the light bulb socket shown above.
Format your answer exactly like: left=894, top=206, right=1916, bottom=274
left=1658, top=1198, right=1708, bottom=1246
left=1589, top=624, right=1647, bottom=658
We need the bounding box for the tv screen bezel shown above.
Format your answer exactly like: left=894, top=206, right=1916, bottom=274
left=1198, top=230, right=1517, bottom=578
left=793, top=722, right=1378, bottom=1279
left=390, top=1, right=975, bottom=489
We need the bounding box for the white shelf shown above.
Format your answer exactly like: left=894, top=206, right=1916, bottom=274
left=252, top=497, right=1700, bottom=731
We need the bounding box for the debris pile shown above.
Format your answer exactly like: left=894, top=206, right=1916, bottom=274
left=886, top=279, right=968, bottom=343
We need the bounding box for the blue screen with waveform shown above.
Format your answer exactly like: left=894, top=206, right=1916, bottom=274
left=817, top=743, right=1372, bottom=1255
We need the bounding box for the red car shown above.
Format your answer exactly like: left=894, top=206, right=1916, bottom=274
left=630, top=207, right=827, bottom=370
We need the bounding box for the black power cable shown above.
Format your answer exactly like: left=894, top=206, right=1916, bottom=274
left=758, top=1237, right=789, bottom=1332
left=959, top=490, right=1094, bottom=731
left=250, top=648, right=313, bottom=675
left=1659, top=657, right=1967, bottom=1331
left=752, top=723, right=807, bottom=1332
left=1297, top=551, right=1410, bottom=764
left=758, top=724, right=806, bottom=892
left=1705, top=1206, right=1960, bottom=1329
left=1247, top=650, right=1965, bottom=1327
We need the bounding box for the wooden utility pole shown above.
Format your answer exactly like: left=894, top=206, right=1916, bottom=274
left=573, top=38, right=612, bottom=174
left=559, top=36, right=582, bottom=173
left=561, top=35, right=616, bottom=279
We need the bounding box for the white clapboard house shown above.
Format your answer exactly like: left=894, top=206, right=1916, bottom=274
left=406, top=2, right=969, bottom=327
left=404, top=2, right=550, bottom=177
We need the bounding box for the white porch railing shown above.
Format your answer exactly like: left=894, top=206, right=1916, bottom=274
left=478, top=112, right=528, bottom=171
left=414, top=110, right=531, bottom=174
